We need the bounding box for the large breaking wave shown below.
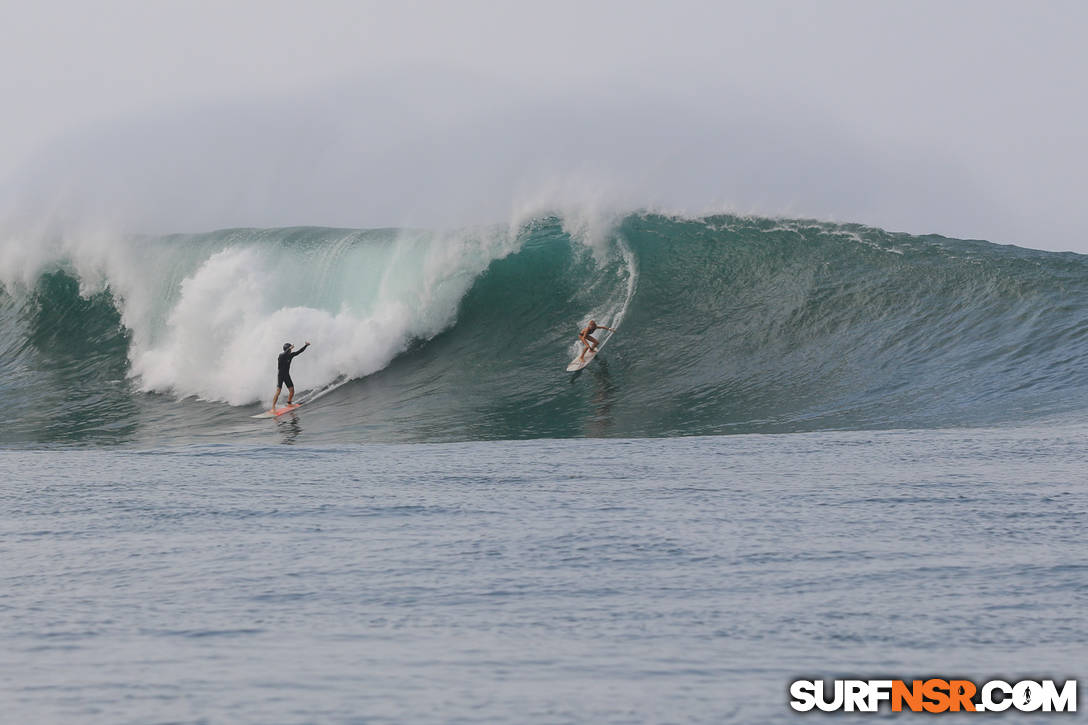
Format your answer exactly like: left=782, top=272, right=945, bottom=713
left=4, top=213, right=1088, bottom=445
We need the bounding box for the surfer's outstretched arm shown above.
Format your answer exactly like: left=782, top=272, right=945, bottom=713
left=290, top=341, right=311, bottom=358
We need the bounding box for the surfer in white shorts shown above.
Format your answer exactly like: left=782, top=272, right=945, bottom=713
left=577, top=320, right=613, bottom=362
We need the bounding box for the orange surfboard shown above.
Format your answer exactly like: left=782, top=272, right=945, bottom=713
left=251, top=403, right=301, bottom=419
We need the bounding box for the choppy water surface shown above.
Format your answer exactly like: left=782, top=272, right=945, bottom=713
left=4, top=427, right=1085, bottom=723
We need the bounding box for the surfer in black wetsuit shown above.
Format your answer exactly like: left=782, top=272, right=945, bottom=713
left=272, top=341, right=310, bottom=409
left=577, top=320, right=613, bottom=362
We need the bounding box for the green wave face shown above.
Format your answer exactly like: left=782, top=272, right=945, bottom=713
left=4, top=214, right=1088, bottom=445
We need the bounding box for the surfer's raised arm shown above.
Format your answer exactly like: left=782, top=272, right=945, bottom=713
left=291, top=341, right=311, bottom=358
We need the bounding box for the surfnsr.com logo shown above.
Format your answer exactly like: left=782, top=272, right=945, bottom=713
left=789, top=679, right=1077, bottom=713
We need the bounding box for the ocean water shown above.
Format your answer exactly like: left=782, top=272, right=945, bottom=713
left=3, top=212, right=1087, bottom=722
left=4, top=429, right=1086, bottom=723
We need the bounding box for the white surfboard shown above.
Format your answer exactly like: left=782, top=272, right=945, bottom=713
left=566, top=348, right=599, bottom=372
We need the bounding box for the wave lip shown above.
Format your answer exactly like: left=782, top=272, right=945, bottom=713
left=4, top=213, right=1088, bottom=445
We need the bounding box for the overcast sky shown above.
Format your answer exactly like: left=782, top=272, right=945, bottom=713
left=1, top=0, right=1085, bottom=250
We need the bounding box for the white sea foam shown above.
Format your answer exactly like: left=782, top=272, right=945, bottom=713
left=1, top=221, right=525, bottom=405
left=1, top=195, right=647, bottom=403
